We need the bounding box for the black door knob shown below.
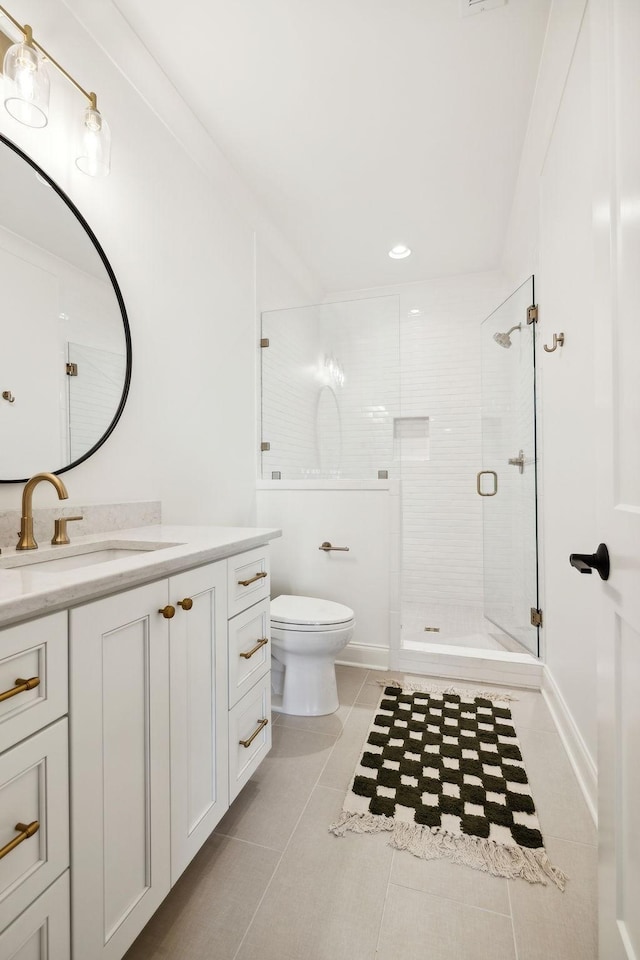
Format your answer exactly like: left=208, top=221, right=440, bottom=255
left=569, top=543, right=610, bottom=581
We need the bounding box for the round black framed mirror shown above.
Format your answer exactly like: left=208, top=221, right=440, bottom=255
left=0, top=133, right=131, bottom=483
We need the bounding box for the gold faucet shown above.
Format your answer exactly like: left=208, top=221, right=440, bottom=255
left=17, top=473, right=69, bottom=550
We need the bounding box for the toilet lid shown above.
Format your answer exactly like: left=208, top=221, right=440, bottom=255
left=270, top=595, right=354, bottom=627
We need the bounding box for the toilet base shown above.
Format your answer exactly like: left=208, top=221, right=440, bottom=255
left=272, top=655, right=340, bottom=716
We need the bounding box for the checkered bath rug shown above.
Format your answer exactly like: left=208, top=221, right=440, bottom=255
left=330, top=681, right=566, bottom=889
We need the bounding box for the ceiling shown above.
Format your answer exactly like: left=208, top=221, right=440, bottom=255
left=112, top=0, right=551, bottom=293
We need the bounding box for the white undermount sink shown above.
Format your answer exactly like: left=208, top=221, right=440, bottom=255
left=0, top=540, right=182, bottom=573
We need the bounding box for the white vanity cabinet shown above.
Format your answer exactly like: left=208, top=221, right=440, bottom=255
left=68, top=544, right=272, bottom=960
left=0, top=529, right=277, bottom=960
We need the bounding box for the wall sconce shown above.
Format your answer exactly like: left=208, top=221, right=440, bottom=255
left=0, top=5, right=111, bottom=176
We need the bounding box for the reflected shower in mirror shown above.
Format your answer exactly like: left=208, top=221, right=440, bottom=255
left=0, top=134, right=131, bottom=481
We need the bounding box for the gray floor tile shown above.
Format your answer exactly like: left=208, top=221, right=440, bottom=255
left=390, top=847, right=511, bottom=915
left=517, top=725, right=597, bottom=846
left=123, top=834, right=279, bottom=960
left=234, top=785, right=393, bottom=960
left=376, top=884, right=516, bottom=960
left=510, top=836, right=597, bottom=960
left=318, top=702, right=376, bottom=790
left=508, top=688, right=558, bottom=734
left=215, top=724, right=335, bottom=851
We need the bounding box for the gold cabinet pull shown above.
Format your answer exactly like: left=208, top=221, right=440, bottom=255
left=0, top=820, right=39, bottom=861
left=239, top=718, right=269, bottom=748
left=0, top=676, right=40, bottom=703
left=237, top=571, right=268, bottom=587
left=159, top=605, right=176, bottom=619
left=239, top=638, right=269, bottom=660
left=177, top=598, right=193, bottom=610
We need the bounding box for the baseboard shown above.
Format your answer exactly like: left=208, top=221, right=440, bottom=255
left=542, top=665, right=598, bottom=826
left=336, top=642, right=390, bottom=671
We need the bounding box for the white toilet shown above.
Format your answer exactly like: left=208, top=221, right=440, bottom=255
left=270, top=595, right=355, bottom=716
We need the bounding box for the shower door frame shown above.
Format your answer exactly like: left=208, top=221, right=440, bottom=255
left=480, top=275, right=541, bottom=659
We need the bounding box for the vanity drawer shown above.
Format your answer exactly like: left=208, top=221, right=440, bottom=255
left=228, top=674, right=271, bottom=802
left=0, top=613, right=67, bottom=754
left=228, top=599, right=270, bottom=709
left=227, top=546, right=270, bottom=618
left=0, top=719, right=69, bottom=934
left=0, top=870, right=69, bottom=957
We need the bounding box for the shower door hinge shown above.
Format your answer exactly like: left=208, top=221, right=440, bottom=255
left=260, top=338, right=269, bottom=348
left=66, top=362, right=78, bottom=376
left=260, top=442, right=270, bottom=452
left=526, top=304, right=538, bottom=325
left=530, top=607, right=543, bottom=627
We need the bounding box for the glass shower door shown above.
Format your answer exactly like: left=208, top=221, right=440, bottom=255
left=479, top=277, right=539, bottom=656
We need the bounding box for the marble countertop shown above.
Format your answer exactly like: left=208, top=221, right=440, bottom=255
left=0, top=524, right=281, bottom=628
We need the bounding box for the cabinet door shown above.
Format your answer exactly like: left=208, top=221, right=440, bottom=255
left=0, top=870, right=69, bottom=960
left=227, top=546, right=270, bottom=618
left=0, top=613, right=67, bottom=754
left=0, top=720, right=68, bottom=934
left=228, top=673, right=271, bottom=803
left=228, top=598, right=270, bottom=709
left=169, top=562, right=228, bottom=884
left=70, top=582, right=171, bottom=960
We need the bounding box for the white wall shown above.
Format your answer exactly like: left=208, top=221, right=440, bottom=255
left=256, top=483, right=399, bottom=668
left=0, top=0, right=318, bottom=529
left=538, top=14, right=597, bottom=758
left=501, top=0, right=597, bottom=767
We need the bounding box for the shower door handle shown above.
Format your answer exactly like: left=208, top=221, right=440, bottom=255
left=508, top=450, right=525, bottom=474
left=476, top=471, right=498, bottom=497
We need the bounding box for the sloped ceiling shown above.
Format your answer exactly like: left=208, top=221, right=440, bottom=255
left=112, top=0, right=550, bottom=292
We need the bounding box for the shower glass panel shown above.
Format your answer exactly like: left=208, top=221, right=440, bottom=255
left=261, top=296, right=400, bottom=480
left=480, top=277, right=539, bottom=656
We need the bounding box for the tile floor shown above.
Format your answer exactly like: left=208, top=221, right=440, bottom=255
left=124, top=666, right=597, bottom=960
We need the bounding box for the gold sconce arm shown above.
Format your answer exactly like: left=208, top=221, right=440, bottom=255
left=0, top=5, right=96, bottom=108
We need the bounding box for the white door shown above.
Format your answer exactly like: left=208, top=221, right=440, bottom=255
left=592, top=0, right=640, bottom=956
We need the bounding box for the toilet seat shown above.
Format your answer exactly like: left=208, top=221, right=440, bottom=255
left=270, top=595, right=354, bottom=631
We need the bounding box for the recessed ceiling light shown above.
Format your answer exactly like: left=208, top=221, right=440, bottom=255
left=408, top=308, right=422, bottom=316
left=389, top=244, right=412, bottom=260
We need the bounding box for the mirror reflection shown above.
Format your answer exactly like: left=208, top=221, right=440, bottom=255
left=0, top=134, right=130, bottom=481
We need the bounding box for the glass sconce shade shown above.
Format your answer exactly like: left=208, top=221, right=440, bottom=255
left=75, top=105, right=111, bottom=177
left=3, top=40, right=50, bottom=128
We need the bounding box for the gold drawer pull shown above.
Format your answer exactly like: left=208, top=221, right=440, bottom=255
left=0, top=676, right=40, bottom=703
left=239, top=718, right=269, bottom=748
left=159, top=605, right=176, bottom=619
left=177, top=598, right=193, bottom=610
left=0, top=820, right=39, bottom=861
left=237, top=571, right=268, bottom=587
left=239, top=638, right=269, bottom=659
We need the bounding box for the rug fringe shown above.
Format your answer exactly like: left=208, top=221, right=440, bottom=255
left=329, top=813, right=566, bottom=890
left=376, top=678, right=517, bottom=702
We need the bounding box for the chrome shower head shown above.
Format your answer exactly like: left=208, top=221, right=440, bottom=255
left=493, top=324, right=522, bottom=348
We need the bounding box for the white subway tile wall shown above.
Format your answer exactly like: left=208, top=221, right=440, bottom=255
left=259, top=272, right=538, bottom=654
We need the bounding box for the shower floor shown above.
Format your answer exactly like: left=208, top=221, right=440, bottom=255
left=400, top=601, right=516, bottom=654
